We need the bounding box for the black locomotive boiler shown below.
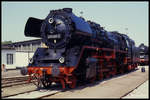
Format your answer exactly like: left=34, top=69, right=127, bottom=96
left=21, top=8, right=139, bottom=89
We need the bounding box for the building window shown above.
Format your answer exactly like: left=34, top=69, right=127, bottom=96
left=7, top=54, right=13, bottom=65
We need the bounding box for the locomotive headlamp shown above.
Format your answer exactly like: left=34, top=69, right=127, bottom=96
left=59, top=57, right=65, bottom=63
left=48, top=18, right=54, bottom=24
left=29, top=58, right=33, bottom=63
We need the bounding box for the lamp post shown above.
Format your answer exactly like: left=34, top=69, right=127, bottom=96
left=80, top=11, right=83, bottom=17
left=125, top=28, right=128, bottom=35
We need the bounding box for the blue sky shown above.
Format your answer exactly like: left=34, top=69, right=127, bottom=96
left=2, top=1, right=149, bottom=46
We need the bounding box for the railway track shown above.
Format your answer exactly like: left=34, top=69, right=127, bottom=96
left=2, top=77, right=64, bottom=99
left=4, top=80, right=148, bottom=99
left=2, top=66, right=148, bottom=98
left=2, top=83, right=66, bottom=99
left=5, top=89, right=62, bottom=99
left=2, top=75, right=64, bottom=98
left=1, top=72, right=132, bottom=99
left=2, top=76, right=29, bottom=88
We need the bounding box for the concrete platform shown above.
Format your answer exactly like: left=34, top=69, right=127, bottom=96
left=43, top=66, right=149, bottom=98
left=123, top=80, right=149, bottom=98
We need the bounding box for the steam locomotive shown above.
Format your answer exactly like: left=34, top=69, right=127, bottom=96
left=21, top=8, right=140, bottom=89
left=138, top=43, right=149, bottom=65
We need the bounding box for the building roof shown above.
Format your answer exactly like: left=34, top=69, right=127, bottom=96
left=2, top=39, right=42, bottom=46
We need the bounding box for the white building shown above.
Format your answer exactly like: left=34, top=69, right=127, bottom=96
left=15, top=51, right=34, bottom=68
left=2, top=39, right=45, bottom=69
left=2, top=46, right=16, bottom=69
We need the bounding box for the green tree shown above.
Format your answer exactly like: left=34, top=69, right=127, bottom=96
left=2, top=41, right=12, bottom=45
